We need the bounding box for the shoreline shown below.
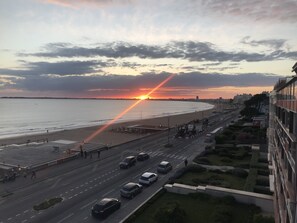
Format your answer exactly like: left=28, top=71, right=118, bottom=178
left=0, top=107, right=217, bottom=147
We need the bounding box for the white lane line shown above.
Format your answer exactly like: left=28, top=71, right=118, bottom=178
left=102, top=189, right=115, bottom=197
left=16, top=213, right=21, bottom=217
left=7, top=217, right=12, bottom=221
left=21, top=220, right=27, bottom=223
left=92, top=164, right=98, bottom=172
left=80, top=199, right=96, bottom=210
left=83, top=216, right=88, bottom=220
left=57, top=213, right=74, bottom=223
left=133, top=174, right=140, bottom=179
left=30, top=215, right=35, bottom=219
left=70, top=189, right=74, bottom=191
left=50, top=178, right=62, bottom=189
left=23, top=210, right=29, bottom=213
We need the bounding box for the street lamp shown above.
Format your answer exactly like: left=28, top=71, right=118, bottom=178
left=165, top=114, right=173, bottom=148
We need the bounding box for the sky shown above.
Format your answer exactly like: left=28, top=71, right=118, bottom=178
left=0, top=0, right=297, bottom=99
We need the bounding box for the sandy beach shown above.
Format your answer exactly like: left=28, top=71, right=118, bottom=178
left=0, top=106, right=216, bottom=147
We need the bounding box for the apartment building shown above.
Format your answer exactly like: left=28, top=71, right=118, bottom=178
left=269, top=64, right=297, bottom=223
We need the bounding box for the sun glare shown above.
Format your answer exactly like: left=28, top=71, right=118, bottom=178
left=138, top=95, right=148, bottom=100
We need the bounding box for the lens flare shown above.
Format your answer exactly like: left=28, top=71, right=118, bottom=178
left=80, top=73, right=175, bottom=146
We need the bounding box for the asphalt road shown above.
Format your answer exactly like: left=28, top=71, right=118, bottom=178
left=0, top=109, right=240, bottom=223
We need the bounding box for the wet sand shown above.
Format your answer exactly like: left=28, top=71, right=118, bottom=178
left=0, top=107, right=216, bottom=147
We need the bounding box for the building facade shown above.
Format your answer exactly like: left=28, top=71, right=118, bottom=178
left=269, top=75, right=297, bottom=223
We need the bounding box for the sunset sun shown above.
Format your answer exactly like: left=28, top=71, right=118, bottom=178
left=137, top=95, right=149, bottom=100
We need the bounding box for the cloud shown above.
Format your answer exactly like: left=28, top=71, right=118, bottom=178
left=241, top=36, right=287, bottom=50
left=18, top=41, right=297, bottom=62
left=42, top=0, right=133, bottom=8
left=201, top=0, right=297, bottom=23
left=0, top=60, right=114, bottom=76
left=1, top=71, right=282, bottom=95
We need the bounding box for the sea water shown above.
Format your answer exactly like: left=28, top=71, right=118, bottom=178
left=0, top=98, right=213, bottom=139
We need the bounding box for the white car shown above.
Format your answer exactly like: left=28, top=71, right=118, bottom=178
left=139, top=172, right=158, bottom=186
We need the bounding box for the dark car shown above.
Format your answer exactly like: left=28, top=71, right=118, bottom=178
left=91, top=198, right=121, bottom=219
left=120, top=182, right=143, bottom=199
left=119, top=156, right=136, bottom=169
left=157, top=161, right=172, bottom=174
left=137, top=152, right=150, bottom=161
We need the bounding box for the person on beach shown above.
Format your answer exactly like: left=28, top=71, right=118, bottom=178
left=97, top=150, right=100, bottom=159
left=184, top=159, right=188, bottom=167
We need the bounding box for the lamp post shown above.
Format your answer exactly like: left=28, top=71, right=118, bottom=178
left=165, top=114, right=173, bottom=148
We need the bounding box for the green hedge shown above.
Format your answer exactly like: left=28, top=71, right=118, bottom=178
left=33, top=197, right=63, bottom=211
left=244, top=168, right=258, bottom=192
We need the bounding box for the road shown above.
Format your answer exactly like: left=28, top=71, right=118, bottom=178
left=0, top=109, right=239, bottom=223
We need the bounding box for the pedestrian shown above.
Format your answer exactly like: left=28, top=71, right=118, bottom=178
left=84, top=150, right=87, bottom=159
left=80, top=146, right=83, bottom=158
left=184, top=159, right=188, bottom=167
left=97, top=150, right=101, bottom=159
left=31, top=171, right=36, bottom=179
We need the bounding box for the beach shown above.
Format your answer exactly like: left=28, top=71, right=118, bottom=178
left=0, top=107, right=216, bottom=147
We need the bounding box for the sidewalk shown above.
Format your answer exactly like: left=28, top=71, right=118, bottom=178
left=0, top=146, right=117, bottom=198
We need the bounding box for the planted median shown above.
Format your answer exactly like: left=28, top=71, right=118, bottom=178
left=33, top=197, right=63, bottom=211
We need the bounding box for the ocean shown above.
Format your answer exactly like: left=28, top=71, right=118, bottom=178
left=0, top=98, right=213, bottom=139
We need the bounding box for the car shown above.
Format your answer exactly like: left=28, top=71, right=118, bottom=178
left=157, top=161, right=173, bottom=174
left=137, top=152, right=150, bottom=161
left=139, top=172, right=158, bottom=186
left=120, top=182, right=143, bottom=199
left=119, top=156, right=136, bottom=169
left=91, top=198, right=121, bottom=219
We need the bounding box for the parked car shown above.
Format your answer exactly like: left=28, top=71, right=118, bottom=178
left=119, top=156, right=136, bottom=169
left=91, top=198, right=121, bottom=218
left=157, top=161, right=172, bottom=174
left=137, top=152, right=150, bottom=161
left=120, top=182, right=143, bottom=199
left=139, top=172, right=158, bottom=186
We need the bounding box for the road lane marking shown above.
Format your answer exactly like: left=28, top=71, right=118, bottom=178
left=7, top=217, right=12, bottom=221
left=30, top=215, right=35, bottom=219
left=23, top=210, right=29, bottom=213
left=50, top=178, right=61, bottom=189
left=57, top=213, right=74, bottom=223
left=102, top=189, right=115, bottom=197
left=80, top=199, right=96, bottom=210
left=83, top=216, right=88, bottom=220
left=16, top=214, right=21, bottom=217
left=21, top=220, right=27, bottom=223
left=92, top=164, right=98, bottom=172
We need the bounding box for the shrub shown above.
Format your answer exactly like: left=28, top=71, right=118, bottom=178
left=215, top=135, right=227, bottom=144
left=221, top=157, right=232, bottom=163
left=194, top=157, right=210, bottom=165
left=211, top=205, right=233, bottom=223
left=258, top=169, right=270, bottom=176
left=258, top=157, right=268, bottom=163
left=253, top=214, right=275, bottom=223
left=230, top=168, right=248, bottom=178
left=33, top=197, right=63, bottom=211
left=154, top=202, right=187, bottom=223
left=254, top=186, right=273, bottom=195
left=244, top=168, right=258, bottom=192
left=256, top=176, right=269, bottom=187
